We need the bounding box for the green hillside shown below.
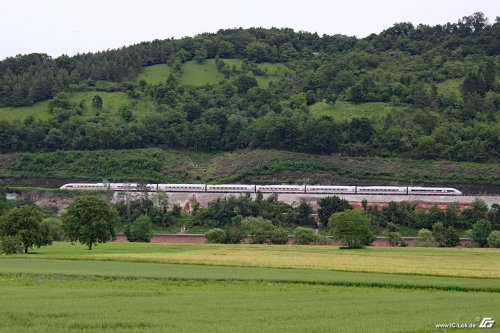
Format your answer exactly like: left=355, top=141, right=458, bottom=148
left=2, top=149, right=499, bottom=193
left=0, top=15, right=499, bottom=172
left=0, top=59, right=289, bottom=121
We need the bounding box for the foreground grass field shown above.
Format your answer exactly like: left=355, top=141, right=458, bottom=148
left=1, top=243, right=499, bottom=332
left=0, top=243, right=500, bottom=333
left=1, top=275, right=498, bottom=333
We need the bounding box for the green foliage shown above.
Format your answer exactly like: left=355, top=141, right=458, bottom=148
left=318, top=196, right=353, bottom=226
left=0, top=235, right=23, bottom=254
left=0, top=205, right=52, bottom=253
left=205, top=228, right=227, bottom=243
left=92, top=95, right=103, bottom=112
left=124, top=215, right=154, bottom=242
left=414, top=229, right=435, bottom=247
left=189, top=194, right=300, bottom=230
left=268, top=227, right=289, bottom=244
left=487, top=230, right=500, bottom=248
left=443, top=227, right=460, bottom=247
left=460, top=199, right=488, bottom=229
left=328, top=209, right=373, bottom=248
left=293, top=227, right=318, bottom=245
left=297, top=200, right=315, bottom=227
left=432, top=222, right=446, bottom=247
left=41, top=217, right=64, bottom=241
left=386, top=232, right=406, bottom=247
left=114, top=193, right=171, bottom=228
left=4, top=148, right=500, bottom=188
left=240, top=216, right=288, bottom=244
left=471, top=219, right=492, bottom=247
left=62, top=196, right=119, bottom=250
left=172, top=204, right=182, bottom=217
left=0, top=21, right=498, bottom=163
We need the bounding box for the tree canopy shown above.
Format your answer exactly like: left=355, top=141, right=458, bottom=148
left=62, top=196, right=119, bottom=250
left=328, top=209, right=373, bottom=248
left=0, top=13, right=498, bottom=163
left=0, top=205, right=51, bottom=253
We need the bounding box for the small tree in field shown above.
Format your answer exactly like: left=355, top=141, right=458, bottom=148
left=328, top=209, right=373, bottom=248
left=63, top=196, right=119, bottom=250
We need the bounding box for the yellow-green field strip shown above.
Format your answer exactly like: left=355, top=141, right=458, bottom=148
left=1, top=258, right=499, bottom=292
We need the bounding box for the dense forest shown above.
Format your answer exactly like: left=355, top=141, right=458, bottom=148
left=0, top=12, right=498, bottom=162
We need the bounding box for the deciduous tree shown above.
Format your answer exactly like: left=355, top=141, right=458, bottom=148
left=0, top=205, right=51, bottom=253
left=328, top=209, right=373, bottom=248
left=63, top=196, right=119, bottom=250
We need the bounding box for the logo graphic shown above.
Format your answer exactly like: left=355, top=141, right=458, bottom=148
left=479, top=317, right=495, bottom=329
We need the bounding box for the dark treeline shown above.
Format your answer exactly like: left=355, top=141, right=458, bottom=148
left=0, top=13, right=499, bottom=162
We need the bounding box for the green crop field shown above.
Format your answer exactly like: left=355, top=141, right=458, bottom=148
left=0, top=243, right=499, bottom=333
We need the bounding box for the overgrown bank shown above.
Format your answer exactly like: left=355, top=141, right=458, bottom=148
left=1, top=149, right=499, bottom=194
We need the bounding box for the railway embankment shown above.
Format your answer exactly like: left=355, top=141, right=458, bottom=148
left=5, top=189, right=500, bottom=214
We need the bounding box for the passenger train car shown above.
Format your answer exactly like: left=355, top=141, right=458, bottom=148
left=60, top=183, right=462, bottom=195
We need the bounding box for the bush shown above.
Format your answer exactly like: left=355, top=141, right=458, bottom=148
left=172, top=204, right=182, bottom=217
left=41, top=217, right=64, bottom=241
left=293, top=227, right=318, bottom=245
left=414, top=229, right=434, bottom=247
left=387, top=231, right=406, bottom=247
left=227, top=225, right=245, bottom=244
left=328, top=209, right=373, bottom=249
left=0, top=236, right=23, bottom=254
left=487, top=230, right=500, bottom=248
left=432, top=222, right=445, bottom=247
left=269, top=227, right=289, bottom=245
left=205, top=228, right=227, bottom=243
left=443, top=226, right=460, bottom=247
left=240, top=217, right=289, bottom=244
left=471, top=219, right=492, bottom=247
left=124, top=215, right=154, bottom=242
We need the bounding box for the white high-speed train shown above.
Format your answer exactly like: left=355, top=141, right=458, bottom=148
left=59, top=183, right=462, bottom=195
